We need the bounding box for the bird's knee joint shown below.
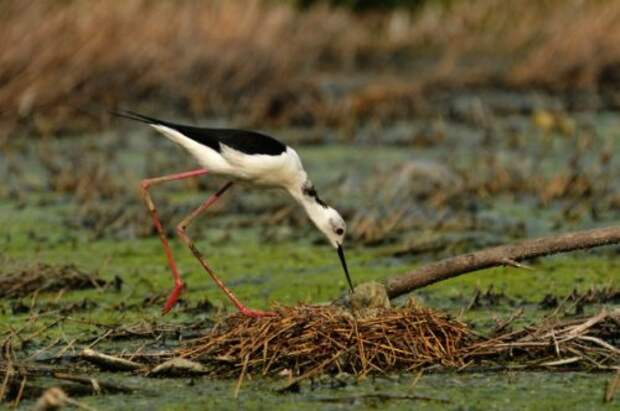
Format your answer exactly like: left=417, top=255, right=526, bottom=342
left=175, top=224, right=186, bottom=238
left=139, top=181, right=150, bottom=193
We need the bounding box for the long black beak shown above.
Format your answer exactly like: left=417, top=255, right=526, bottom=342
left=337, top=245, right=354, bottom=292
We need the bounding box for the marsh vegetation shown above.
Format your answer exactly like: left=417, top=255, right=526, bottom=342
left=1, top=0, right=619, bottom=409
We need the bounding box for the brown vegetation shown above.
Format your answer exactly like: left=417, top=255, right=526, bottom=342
left=3, top=0, right=620, bottom=138
left=1, top=306, right=617, bottom=403
left=179, top=303, right=471, bottom=378
left=0, top=263, right=105, bottom=299
left=464, top=308, right=620, bottom=371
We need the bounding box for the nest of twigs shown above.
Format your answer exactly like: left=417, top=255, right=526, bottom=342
left=178, top=303, right=472, bottom=378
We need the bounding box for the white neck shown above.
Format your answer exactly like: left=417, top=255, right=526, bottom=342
left=288, top=185, right=329, bottom=230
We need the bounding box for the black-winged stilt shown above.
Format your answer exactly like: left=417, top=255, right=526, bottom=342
left=115, top=111, right=353, bottom=317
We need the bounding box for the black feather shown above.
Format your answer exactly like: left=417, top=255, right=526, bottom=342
left=302, top=182, right=327, bottom=208
left=113, top=110, right=287, bottom=155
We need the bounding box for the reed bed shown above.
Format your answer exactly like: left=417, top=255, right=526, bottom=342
left=4, top=0, right=620, bottom=137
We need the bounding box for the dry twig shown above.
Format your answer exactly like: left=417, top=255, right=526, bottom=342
left=464, top=309, right=620, bottom=371
left=80, top=348, right=141, bottom=371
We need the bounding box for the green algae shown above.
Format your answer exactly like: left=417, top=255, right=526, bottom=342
left=1, top=122, right=619, bottom=409
left=1, top=189, right=617, bottom=410
left=10, top=372, right=617, bottom=411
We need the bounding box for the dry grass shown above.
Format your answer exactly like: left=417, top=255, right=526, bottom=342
left=171, top=306, right=619, bottom=379
left=3, top=0, right=620, bottom=138
left=509, top=1, right=620, bottom=89
left=178, top=303, right=471, bottom=378
left=465, top=308, right=620, bottom=371
left=0, top=263, right=105, bottom=298
left=0, top=0, right=367, bottom=136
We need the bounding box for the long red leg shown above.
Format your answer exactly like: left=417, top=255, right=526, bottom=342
left=176, top=182, right=275, bottom=318
left=139, top=168, right=210, bottom=314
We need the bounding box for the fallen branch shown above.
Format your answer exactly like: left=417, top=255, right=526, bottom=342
left=385, top=226, right=620, bottom=299
left=80, top=348, right=141, bottom=371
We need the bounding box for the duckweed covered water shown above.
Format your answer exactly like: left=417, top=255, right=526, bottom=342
left=1, top=107, right=619, bottom=409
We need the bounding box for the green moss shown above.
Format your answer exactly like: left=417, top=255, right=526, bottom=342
left=16, top=372, right=617, bottom=411
left=2, top=136, right=619, bottom=409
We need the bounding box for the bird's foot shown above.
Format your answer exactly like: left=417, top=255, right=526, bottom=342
left=162, top=282, right=186, bottom=315
left=238, top=307, right=277, bottom=318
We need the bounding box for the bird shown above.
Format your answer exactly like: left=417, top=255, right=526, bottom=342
left=114, top=111, right=353, bottom=318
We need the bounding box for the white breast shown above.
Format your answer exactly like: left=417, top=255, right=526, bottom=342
left=220, top=145, right=306, bottom=188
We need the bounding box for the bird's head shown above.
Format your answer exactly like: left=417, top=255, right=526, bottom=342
left=316, top=206, right=346, bottom=249
left=295, top=180, right=354, bottom=291
left=315, top=206, right=353, bottom=292
left=298, top=182, right=354, bottom=292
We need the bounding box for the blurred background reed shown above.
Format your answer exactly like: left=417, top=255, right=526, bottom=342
left=3, top=0, right=620, bottom=139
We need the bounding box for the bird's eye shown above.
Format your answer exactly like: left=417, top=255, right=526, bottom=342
left=335, top=228, right=344, bottom=235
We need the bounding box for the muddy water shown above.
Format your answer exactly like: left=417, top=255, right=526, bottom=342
left=1, top=101, right=619, bottom=408
left=52, top=372, right=613, bottom=410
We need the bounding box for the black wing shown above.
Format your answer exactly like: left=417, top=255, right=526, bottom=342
left=113, top=111, right=287, bottom=156
left=209, top=128, right=287, bottom=156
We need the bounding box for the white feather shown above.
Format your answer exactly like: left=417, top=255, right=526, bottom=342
left=151, top=124, right=232, bottom=174
left=151, top=124, right=306, bottom=190
left=220, top=145, right=306, bottom=187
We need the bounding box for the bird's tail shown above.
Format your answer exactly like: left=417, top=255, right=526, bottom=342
left=110, top=110, right=163, bottom=125
left=111, top=110, right=210, bottom=155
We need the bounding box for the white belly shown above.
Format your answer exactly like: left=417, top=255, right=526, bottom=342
left=219, top=146, right=306, bottom=188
